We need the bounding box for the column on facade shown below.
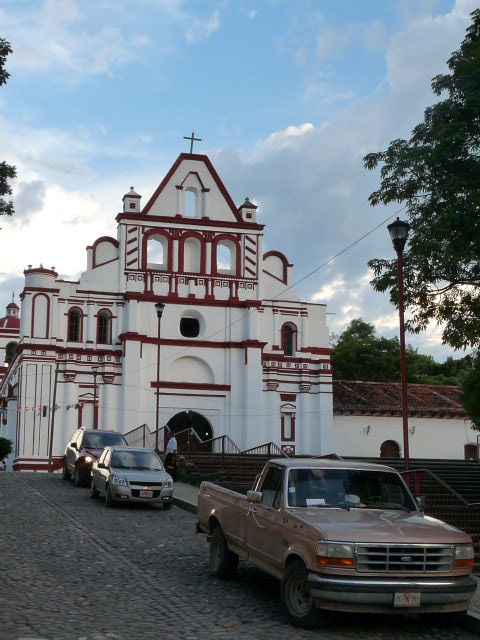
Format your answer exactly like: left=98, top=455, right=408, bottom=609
left=49, top=294, right=58, bottom=344
left=100, top=375, right=112, bottom=430
left=300, top=312, right=308, bottom=352
left=86, top=301, right=95, bottom=344
left=272, top=308, right=279, bottom=348
left=56, top=298, right=66, bottom=343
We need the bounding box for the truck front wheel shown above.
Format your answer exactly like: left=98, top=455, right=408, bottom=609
left=209, top=525, right=239, bottom=579
left=281, top=560, right=320, bottom=629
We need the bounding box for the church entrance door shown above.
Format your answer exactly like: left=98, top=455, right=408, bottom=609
left=167, top=411, right=213, bottom=452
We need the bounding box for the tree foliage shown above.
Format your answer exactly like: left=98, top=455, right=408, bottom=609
left=0, top=437, right=12, bottom=461
left=460, top=354, right=480, bottom=429
left=0, top=38, right=16, bottom=217
left=331, top=318, right=472, bottom=384
left=364, top=10, right=480, bottom=351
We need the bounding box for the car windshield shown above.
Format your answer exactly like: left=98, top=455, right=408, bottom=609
left=287, top=468, right=416, bottom=511
left=111, top=450, right=163, bottom=471
left=82, top=432, right=126, bottom=449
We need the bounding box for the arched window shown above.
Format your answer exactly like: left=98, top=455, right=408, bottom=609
left=97, top=310, right=112, bottom=345
left=212, top=236, right=239, bottom=276
left=185, top=189, right=197, bottom=217
left=68, top=308, right=82, bottom=342
left=147, top=234, right=167, bottom=270
left=282, top=323, right=297, bottom=356
left=216, top=243, right=232, bottom=272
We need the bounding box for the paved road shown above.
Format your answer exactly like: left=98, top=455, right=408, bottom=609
left=0, top=472, right=477, bottom=640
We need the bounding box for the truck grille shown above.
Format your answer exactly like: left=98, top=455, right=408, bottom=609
left=355, top=544, right=454, bottom=573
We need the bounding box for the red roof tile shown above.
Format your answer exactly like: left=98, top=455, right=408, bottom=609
left=333, top=381, right=466, bottom=418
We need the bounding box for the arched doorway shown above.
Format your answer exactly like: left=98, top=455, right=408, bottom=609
left=167, top=411, right=213, bottom=452
left=380, top=440, right=400, bottom=458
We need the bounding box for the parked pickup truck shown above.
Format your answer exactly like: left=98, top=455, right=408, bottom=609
left=196, top=458, right=476, bottom=628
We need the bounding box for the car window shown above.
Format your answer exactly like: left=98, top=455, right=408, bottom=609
left=261, top=467, right=283, bottom=509
left=287, top=468, right=416, bottom=510
left=82, top=432, right=126, bottom=449
left=111, top=450, right=163, bottom=471
left=98, top=449, right=108, bottom=465
left=104, top=450, right=111, bottom=467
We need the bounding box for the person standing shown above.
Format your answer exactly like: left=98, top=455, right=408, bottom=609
left=164, top=434, right=177, bottom=481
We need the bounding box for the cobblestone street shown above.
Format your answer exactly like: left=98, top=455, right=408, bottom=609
left=0, top=472, right=478, bottom=640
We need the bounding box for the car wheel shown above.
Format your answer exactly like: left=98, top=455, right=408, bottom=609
left=90, top=479, right=99, bottom=499
left=73, top=465, right=83, bottom=487
left=281, top=560, right=320, bottom=629
left=209, top=525, right=239, bottom=579
left=105, top=484, right=115, bottom=507
left=62, top=458, right=70, bottom=481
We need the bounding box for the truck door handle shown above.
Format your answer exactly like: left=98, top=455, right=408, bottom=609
left=248, top=505, right=266, bottom=529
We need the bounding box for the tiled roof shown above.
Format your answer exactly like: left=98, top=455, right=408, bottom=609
left=333, top=380, right=466, bottom=418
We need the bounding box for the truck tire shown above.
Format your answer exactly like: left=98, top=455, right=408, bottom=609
left=209, top=525, right=239, bottom=579
left=281, top=560, right=320, bottom=629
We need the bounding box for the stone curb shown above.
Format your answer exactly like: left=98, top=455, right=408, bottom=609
left=172, top=495, right=197, bottom=514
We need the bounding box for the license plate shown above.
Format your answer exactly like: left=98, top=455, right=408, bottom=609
left=394, top=592, right=421, bottom=607
left=139, top=490, right=153, bottom=498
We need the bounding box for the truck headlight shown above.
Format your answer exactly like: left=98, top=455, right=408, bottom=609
left=316, top=541, right=354, bottom=567
left=164, top=479, right=173, bottom=488
left=454, top=544, right=474, bottom=568
left=111, top=475, right=128, bottom=487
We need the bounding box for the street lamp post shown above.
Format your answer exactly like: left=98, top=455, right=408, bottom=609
left=387, top=217, right=411, bottom=472
left=92, top=366, right=99, bottom=430
left=154, top=301, right=165, bottom=452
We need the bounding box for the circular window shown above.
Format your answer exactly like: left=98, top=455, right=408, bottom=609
left=179, top=310, right=205, bottom=338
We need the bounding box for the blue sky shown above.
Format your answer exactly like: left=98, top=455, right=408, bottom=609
left=0, top=0, right=477, bottom=361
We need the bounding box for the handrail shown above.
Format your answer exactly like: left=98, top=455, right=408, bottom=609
left=402, top=468, right=469, bottom=505
left=124, top=424, right=154, bottom=448
left=242, top=442, right=288, bottom=457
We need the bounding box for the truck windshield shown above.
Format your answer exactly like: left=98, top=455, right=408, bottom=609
left=287, top=468, right=416, bottom=511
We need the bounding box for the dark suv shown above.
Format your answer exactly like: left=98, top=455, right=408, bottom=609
left=62, top=428, right=128, bottom=486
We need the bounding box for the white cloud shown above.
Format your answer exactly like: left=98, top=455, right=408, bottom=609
left=362, top=19, right=388, bottom=52
left=185, top=8, right=221, bottom=44
left=1, top=1, right=152, bottom=77
left=315, top=27, right=351, bottom=66
left=312, top=276, right=346, bottom=302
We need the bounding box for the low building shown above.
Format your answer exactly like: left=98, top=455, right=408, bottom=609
left=333, top=380, right=477, bottom=460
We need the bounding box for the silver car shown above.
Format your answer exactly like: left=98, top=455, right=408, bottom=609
left=90, top=446, right=174, bottom=509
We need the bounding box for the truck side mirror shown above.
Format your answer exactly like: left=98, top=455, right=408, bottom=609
left=247, top=490, right=262, bottom=504
left=416, top=495, right=426, bottom=511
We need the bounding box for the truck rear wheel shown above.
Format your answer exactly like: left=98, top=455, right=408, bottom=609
left=209, top=525, right=239, bottom=579
left=281, top=560, right=320, bottom=629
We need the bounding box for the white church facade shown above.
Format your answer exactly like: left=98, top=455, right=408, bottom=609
left=0, top=152, right=333, bottom=471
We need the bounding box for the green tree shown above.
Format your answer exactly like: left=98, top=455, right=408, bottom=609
left=363, top=9, right=480, bottom=351
left=460, top=354, right=480, bottom=429
left=332, top=319, right=406, bottom=382
left=331, top=318, right=472, bottom=384
left=0, top=38, right=16, bottom=217
left=0, top=437, right=12, bottom=461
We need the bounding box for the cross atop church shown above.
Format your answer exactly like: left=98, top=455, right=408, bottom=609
left=184, top=131, right=202, bottom=154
